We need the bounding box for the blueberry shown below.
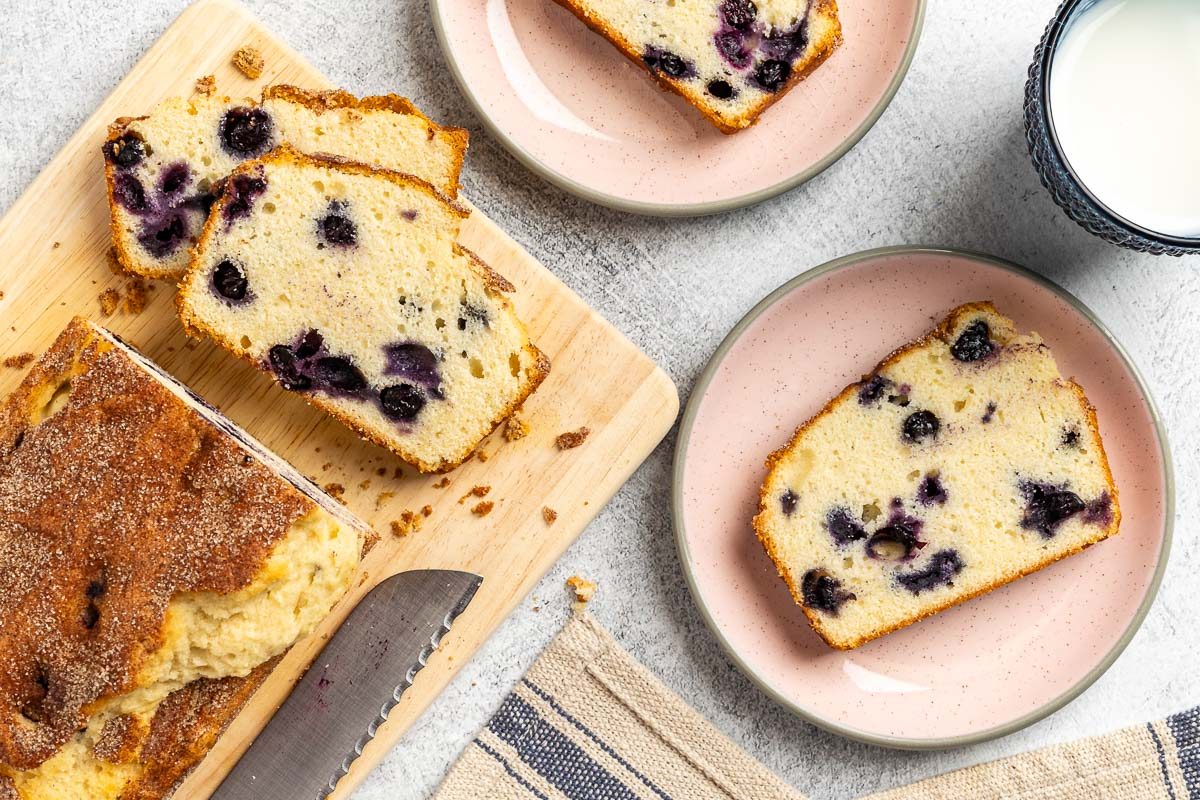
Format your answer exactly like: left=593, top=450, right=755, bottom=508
left=105, top=133, right=146, bottom=168
left=982, top=401, right=997, bottom=423
left=383, top=342, right=441, bottom=390
left=313, top=356, right=367, bottom=393
left=294, top=329, right=324, bottom=359
left=223, top=172, right=267, bottom=224
left=268, top=345, right=311, bottom=391
left=760, top=26, right=807, bottom=61
left=714, top=32, right=750, bottom=69
left=950, top=320, right=994, bottom=362
left=896, top=549, right=964, bottom=594
left=319, top=207, right=357, bottom=247
left=916, top=473, right=947, bottom=505
left=707, top=79, right=736, bottom=99
left=212, top=259, right=249, bottom=302
left=801, top=569, right=855, bottom=615
left=858, top=374, right=890, bottom=405
left=137, top=214, right=188, bottom=258
left=866, top=519, right=923, bottom=561
left=1020, top=481, right=1085, bottom=537
left=720, top=0, right=757, bottom=29
left=159, top=162, right=191, bottom=195
left=380, top=383, right=426, bottom=421
left=1061, top=427, right=1080, bottom=448
left=825, top=507, right=866, bottom=546
left=902, top=410, right=940, bottom=443
left=113, top=173, right=148, bottom=212
left=780, top=489, right=799, bottom=516
left=752, top=59, right=791, bottom=92
left=218, top=106, right=273, bottom=156
left=1084, top=492, right=1114, bottom=526
left=644, top=47, right=695, bottom=79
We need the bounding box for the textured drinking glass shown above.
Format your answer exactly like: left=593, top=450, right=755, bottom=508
left=1024, top=0, right=1200, bottom=256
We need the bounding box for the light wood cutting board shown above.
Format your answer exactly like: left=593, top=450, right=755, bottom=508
left=0, top=0, right=678, bottom=795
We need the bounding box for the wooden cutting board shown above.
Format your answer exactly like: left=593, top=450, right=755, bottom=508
left=0, top=0, right=678, bottom=795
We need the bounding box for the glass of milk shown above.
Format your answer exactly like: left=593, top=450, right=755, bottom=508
left=1025, top=0, right=1200, bottom=256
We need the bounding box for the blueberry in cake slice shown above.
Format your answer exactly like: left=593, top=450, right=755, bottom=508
left=176, top=145, right=550, bottom=474
left=104, top=84, right=468, bottom=280
left=753, top=303, right=1120, bottom=650
left=552, top=0, right=841, bottom=132
left=0, top=318, right=372, bottom=799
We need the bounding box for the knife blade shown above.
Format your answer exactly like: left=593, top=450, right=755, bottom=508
left=209, top=569, right=483, bottom=800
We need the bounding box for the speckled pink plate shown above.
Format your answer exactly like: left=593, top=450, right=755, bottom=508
left=673, top=247, right=1171, bottom=748
left=430, top=0, right=924, bottom=214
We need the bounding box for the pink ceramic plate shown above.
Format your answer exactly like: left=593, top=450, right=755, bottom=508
left=430, top=0, right=924, bottom=214
left=673, top=247, right=1171, bottom=747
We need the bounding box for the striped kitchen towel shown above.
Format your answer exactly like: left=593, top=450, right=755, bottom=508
left=435, top=612, right=1198, bottom=800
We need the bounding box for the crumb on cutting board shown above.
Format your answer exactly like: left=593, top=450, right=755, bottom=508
left=3, top=353, right=35, bottom=370
left=99, top=288, right=121, bottom=316
left=106, top=246, right=124, bottom=275
left=358, top=479, right=371, bottom=491
left=389, top=510, right=423, bottom=538
left=542, top=506, right=558, bottom=525
left=123, top=278, right=148, bottom=314
left=375, top=490, right=396, bottom=509
left=555, top=427, right=590, bottom=450
left=471, top=501, right=494, bottom=517
left=504, top=415, right=530, bottom=442
left=566, top=575, right=597, bottom=610
left=421, top=504, right=433, bottom=517
left=376, top=467, right=388, bottom=477
left=476, top=449, right=489, bottom=463
left=433, top=477, right=451, bottom=489
left=323, top=482, right=346, bottom=502
left=458, top=485, right=490, bottom=504
left=52, top=242, right=60, bottom=250
left=232, top=45, right=264, bottom=79
left=195, top=74, right=216, bottom=95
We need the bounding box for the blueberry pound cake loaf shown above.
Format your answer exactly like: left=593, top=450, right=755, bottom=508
left=754, top=303, right=1120, bottom=650
left=0, top=319, right=371, bottom=799
left=177, top=145, right=550, bottom=473
left=553, top=0, right=841, bottom=132
left=104, top=84, right=468, bottom=280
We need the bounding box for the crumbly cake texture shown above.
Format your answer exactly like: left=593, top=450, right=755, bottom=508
left=753, top=303, right=1120, bottom=650
left=177, top=146, right=550, bottom=473
left=0, top=319, right=371, bottom=799
left=103, top=83, right=468, bottom=280
left=553, top=0, right=841, bottom=132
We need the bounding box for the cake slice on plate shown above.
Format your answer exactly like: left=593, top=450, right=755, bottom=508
left=103, top=84, right=468, bottom=279
left=552, top=0, right=842, bottom=132
left=0, top=318, right=371, bottom=799
left=176, top=145, right=550, bottom=473
left=753, top=303, right=1120, bottom=649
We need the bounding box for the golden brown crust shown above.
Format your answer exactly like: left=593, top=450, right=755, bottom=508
left=752, top=302, right=1122, bottom=649
left=0, top=320, right=317, bottom=771
left=263, top=85, right=469, bottom=197
left=550, top=0, right=842, bottom=133
left=176, top=146, right=551, bottom=474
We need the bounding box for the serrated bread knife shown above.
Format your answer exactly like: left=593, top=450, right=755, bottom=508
left=210, top=569, right=482, bottom=800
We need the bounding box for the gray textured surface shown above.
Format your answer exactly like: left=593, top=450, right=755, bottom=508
left=0, top=1, right=1194, bottom=798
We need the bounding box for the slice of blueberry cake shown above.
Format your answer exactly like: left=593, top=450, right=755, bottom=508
left=104, top=84, right=468, bottom=280
left=552, top=0, right=841, bottom=132
left=176, top=145, right=549, bottom=473
left=754, top=303, right=1120, bottom=650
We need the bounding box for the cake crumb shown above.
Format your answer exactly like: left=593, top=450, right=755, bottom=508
left=52, top=241, right=61, bottom=250
left=323, top=482, right=345, bottom=501
left=194, top=74, right=217, bottom=95
left=566, top=575, right=597, bottom=610
left=123, top=278, right=148, bottom=314
left=458, top=485, right=491, bottom=504
left=475, top=449, right=489, bottom=463
left=375, top=490, right=395, bottom=509
left=321, top=462, right=333, bottom=471
left=232, top=45, right=264, bottom=79
left=542, top=506, right=558, bottom=525
left=3, top=353, right=35, bottom=370
left=393, top=467, right=404, bottom=479
left=555, top=427, right=590, bottom=450
left=471, top=501, right=494, bottom=517
left=106, top=246, right=124, bottom=275
left=358, top=479, right=371, bottom=491
left=389, top=510, right=423, bottom=538
left=433, top=477, right=451, bottom=489
left=504, top=416, right=530, bottom=441
left=421, top=504, right=433, bottom=517
left=99, top=288, right=121, bottom=315
left=376, top=467, right=388, bottom=477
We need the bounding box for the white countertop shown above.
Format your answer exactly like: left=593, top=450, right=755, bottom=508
left=2, top=1, right=1194, bottom=797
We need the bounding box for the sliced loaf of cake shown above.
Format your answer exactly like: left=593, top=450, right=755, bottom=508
left=104, top=84, right=467, bottom=280
left=552, top=0, right=841, bottom=132
left=176, top=145, right=549, bottom=473
left=753, top=303, right=1120, bottom=649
